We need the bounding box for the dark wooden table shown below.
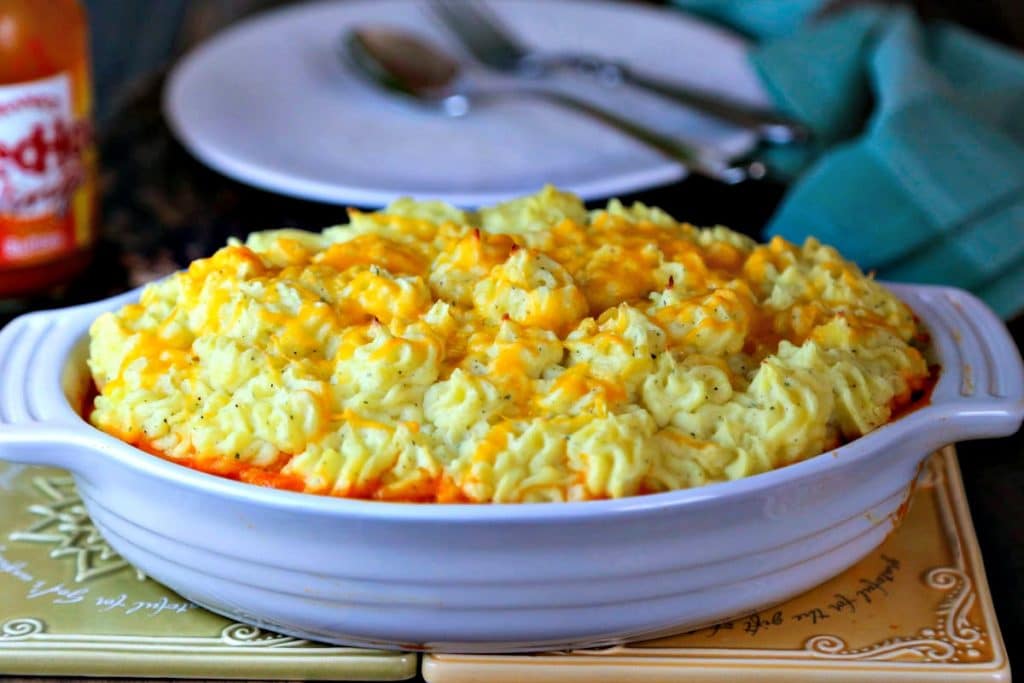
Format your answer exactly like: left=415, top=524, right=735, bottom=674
left=2, top=75, right=1021, bottom=681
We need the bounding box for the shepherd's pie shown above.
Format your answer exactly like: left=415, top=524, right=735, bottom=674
left=87, top=186, right=932, bottom=502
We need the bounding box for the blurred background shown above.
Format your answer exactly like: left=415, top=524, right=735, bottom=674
left=1, top=0, right=1022, bottom=674
left=72, top=0, right=1024, bottom=292
left=87, top=0, right=1024, bottom=125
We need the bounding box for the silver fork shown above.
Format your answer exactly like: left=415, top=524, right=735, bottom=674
left=431, top=0, right=810, bottom=145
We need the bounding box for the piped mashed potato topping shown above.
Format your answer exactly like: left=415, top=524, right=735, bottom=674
left=88, top=186, right=931, bottom=503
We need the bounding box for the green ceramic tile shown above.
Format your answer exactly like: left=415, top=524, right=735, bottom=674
left=0, top=462, right=416, bottom=680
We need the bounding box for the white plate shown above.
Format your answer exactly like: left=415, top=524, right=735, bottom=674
left=164, top=0, right=769, bottom=207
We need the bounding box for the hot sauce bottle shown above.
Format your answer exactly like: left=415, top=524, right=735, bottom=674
left=0, top=0, right=96, bottom=297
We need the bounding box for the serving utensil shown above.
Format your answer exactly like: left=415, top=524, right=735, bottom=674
left=431, top=0, right=811, bottom=145
left=343, top=27, right=767, bottom=185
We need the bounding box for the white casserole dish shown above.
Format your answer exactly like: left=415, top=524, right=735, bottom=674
left=0, top=283, right=1021, bottom=653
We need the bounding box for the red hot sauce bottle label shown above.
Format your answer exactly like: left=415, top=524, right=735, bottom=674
left=0, top=73, right=93, bottom=267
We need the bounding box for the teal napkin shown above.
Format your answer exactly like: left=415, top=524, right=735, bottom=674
left=675, top=1, right=1024, bottom=318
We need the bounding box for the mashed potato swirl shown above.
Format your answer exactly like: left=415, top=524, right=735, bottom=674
left=88, top=186, right=931, bottom=502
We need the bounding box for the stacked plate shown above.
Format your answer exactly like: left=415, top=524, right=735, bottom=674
left=164, top=0, right=770, bottom=206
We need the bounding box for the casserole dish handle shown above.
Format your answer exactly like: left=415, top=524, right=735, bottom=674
left=897, top=285, right=1024, bottom=440
left=0, top=305, right=101, bottom=470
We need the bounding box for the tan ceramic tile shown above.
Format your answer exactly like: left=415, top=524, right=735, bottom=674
left=424, top=447, right=1009, bottom=683
left=0, top=464, right=416, bottom=680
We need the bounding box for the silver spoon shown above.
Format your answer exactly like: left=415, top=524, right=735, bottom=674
left=342, top=28, right=766, bottom=185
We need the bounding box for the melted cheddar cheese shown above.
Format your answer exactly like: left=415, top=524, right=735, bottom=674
left=88, top=186, right=931, bottom=502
